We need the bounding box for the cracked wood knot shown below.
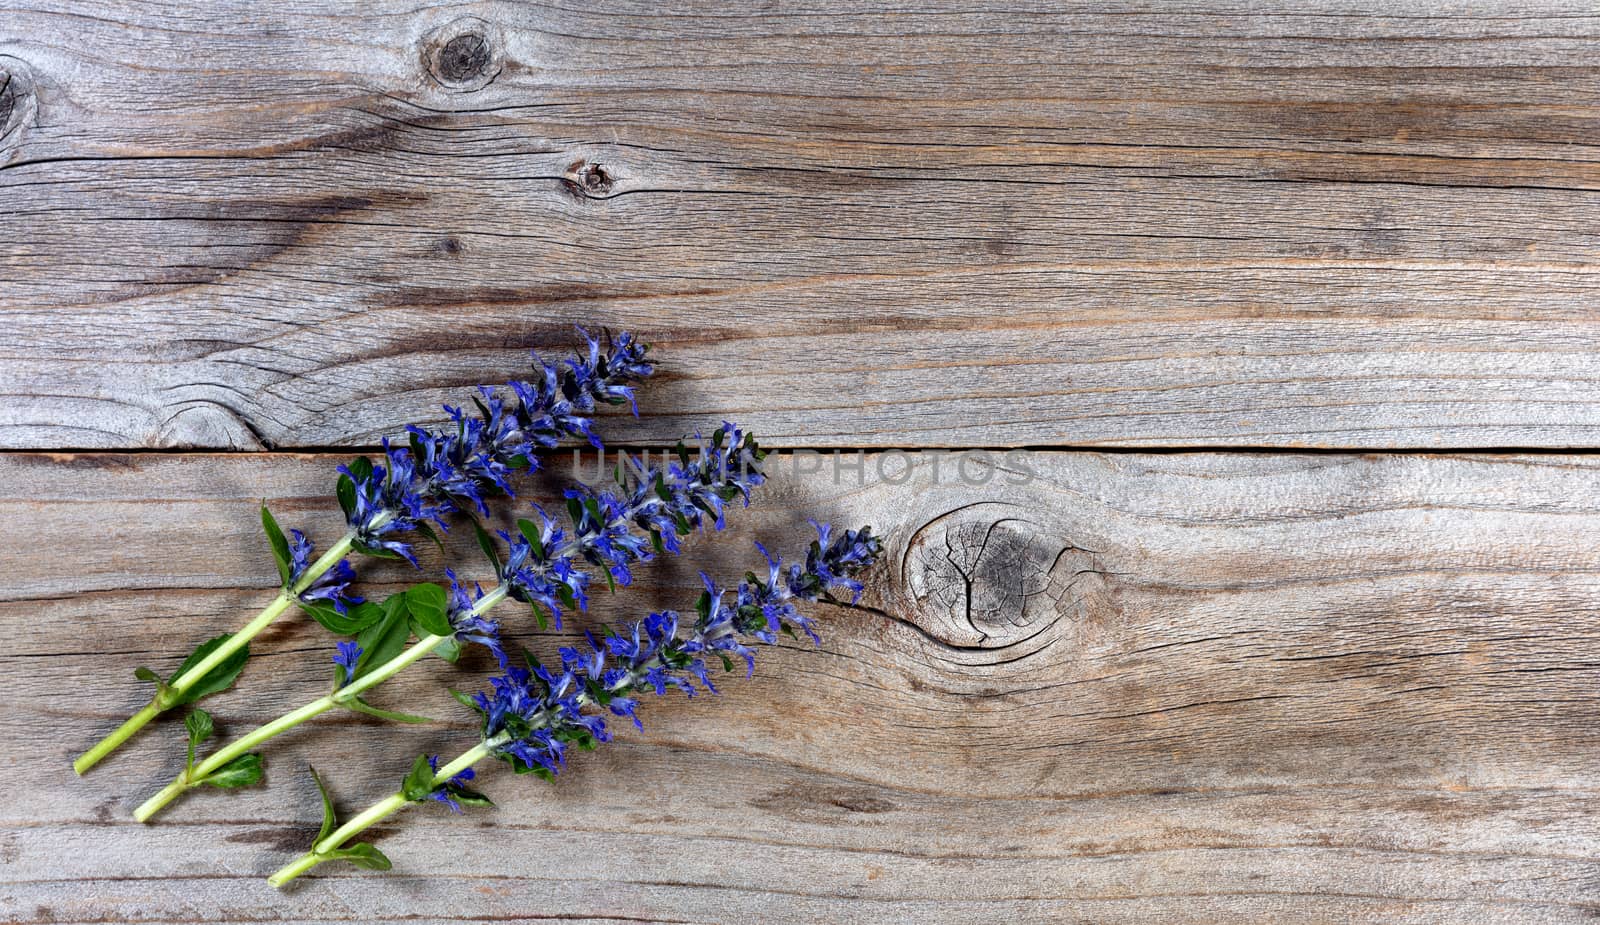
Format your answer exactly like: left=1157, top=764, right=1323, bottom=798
left=902, top=502, right=1117, bottom=652
left=0, top=55, right=39, bottom=167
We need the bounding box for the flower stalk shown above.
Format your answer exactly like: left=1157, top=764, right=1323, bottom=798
left=74, top=331, right=652, bottom=774
left=136, top=425, right=767, bottom=821
left=268, top=523, right=881, bottom=886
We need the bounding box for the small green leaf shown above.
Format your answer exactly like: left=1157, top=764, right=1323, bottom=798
left=566, top=496, right=585, bottom=527
left=404, top=583, right=451, bottom=637
left=347, top=455, right=374, bottom=483
left=308, top=766, right=337, bottom=842
left=335, top=474, right=356, bottom=521
left=718, top=653, right=735, bottom=673
left=344, top=697, right=434, bottom=724
left=516, top=519, right=546, bottom=559
left=449, top=787, right=494, bottom=808
left=555, top=582, right=577, bottom=611
left=328, top=842, right=391, bottom=871
left=414, top=521, right=446, bottom=553
left=449, top=688, right=479, bottom=711
left=185, top=709, right=214, bottom=747
left=199, top=753, right=264, bottom=789
left=133, top=666, right=162, bottom=684
left=529, top=601, right=549, bottom=631
left=296, top=598, right=384, bottom=636
left=471, top=519, right=502, bottom=573
left=351, top=539, right=405, bottom=560
left=433, top=635, right=463, bottom=664
left=401, top=754, right=436, bottom=802
left=170, top=635, right=250, bottom=706
left=185, top=708, right=214, bottom=769
left=261, top=505, right=292, bottom=586
left=353, top=595, right=412, bottom=681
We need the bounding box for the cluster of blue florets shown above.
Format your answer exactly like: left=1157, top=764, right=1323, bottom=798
left=287, top=528, right=364, bottom=614
left=304, top=331, right=650, bottom=604
left=457, top=522, right=881, bottom=782
left=437, top=423, right=768, bottom=664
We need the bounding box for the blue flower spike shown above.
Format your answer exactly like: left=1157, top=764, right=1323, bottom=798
left=267, top=523, right=882, bottom=887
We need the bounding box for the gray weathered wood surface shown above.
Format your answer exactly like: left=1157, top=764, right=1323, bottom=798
left=8, top=451, right=1600, bottom=923
left=5, top=1, right=1600, bottom=922
left=3, top=2, right=1600, bottom=448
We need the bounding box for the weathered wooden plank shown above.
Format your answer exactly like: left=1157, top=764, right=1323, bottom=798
left=5, top=449, right=1600, bottom=922
left=3, top=3, right=1600, bottom=449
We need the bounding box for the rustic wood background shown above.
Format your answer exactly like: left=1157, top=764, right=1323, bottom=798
left=3, top=2, right=1600, bottom=922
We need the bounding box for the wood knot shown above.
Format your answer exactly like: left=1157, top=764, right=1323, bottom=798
left=902, top=501, right=1116, bottom=653
left=562, top=159, right=616, bottom=198
left=422, top=18, right=503, bottom=91
left=0, top=55, right=39, bottom=167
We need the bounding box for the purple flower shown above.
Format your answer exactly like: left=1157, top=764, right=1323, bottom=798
left=287, top=529, right=362, bottom=614
left=323, top=331, right=653, bottom=569
left=423, top=755, right=480, bottom=813
left=490, top=422, right=766, bottom=635
left=466, top=524, right=882, bottom=780
left=332, top=641, right=362, bottom=686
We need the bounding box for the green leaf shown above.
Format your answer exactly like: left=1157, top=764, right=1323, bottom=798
left=353, top=595, right=412, bottom=681
left=449, top=688, right=479, bottom=711
left=335, top=473, right=356, bottom=522
left=449, top=787, right=494, bottom=808
left=344, top=697, right=434, bottom=724
left=404, top=583, right=451, bottom=637
left=529, top=601, right=549, bottom=631
left=516, top=519, right=545, bottom=559
left=401, top=753, right=435, bottom=802
left=261, top=505, right=292, bottom=586
left=566, top=496, right=585, bottom=527
left=308, top=766, right=337, bottom=842
left=347, top=455, right=374, bottom=483
left=414, top=521, right=446, bottom=553
left=185, top=708, right=214, bottom=747
left=133, top=666, right=162, bottom=684
left=185, top=708, right=214, bottom=769
left=718, top=653, right=735, bottom=673
left=296, top=598, right=385, bottom=636
left=433, top=635, right=463, bottom=664
left=327, top=842, right=391, bottom=871
left=170, top=635, right=250, bottom=706
left=199, top=753, right=264, bottom=789
left=352, top=539, right=405, bottom=561
left=471, top=519, right=502, bottom=573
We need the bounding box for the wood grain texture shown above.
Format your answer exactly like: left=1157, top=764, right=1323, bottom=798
left=6, top=450, right=1600, bottom=922
left=3, top=2, right=1600, bottom=449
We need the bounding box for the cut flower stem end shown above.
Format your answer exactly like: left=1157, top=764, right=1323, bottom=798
left=267, top=743, right=492, bottom=888
left=74, top=532, right=357, bottom=775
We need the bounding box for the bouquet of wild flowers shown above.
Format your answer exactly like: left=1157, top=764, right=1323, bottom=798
left=74, top=329, right=883, bottom=886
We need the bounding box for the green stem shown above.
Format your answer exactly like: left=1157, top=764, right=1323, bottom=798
left=74, top=530, right=361, bottom=775
left=268, top=741, right=495, bottom=888
left=267, top=650, right=662, bottom=885
left=72, top=700, right=162, bottom=776
left=133, top=694, right=338, bottom=822
left=133, top=585, right=507, bottom=821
